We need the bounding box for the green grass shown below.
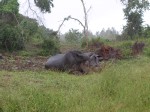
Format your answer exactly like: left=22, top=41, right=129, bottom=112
left=1, top=56, right=150, bottom=112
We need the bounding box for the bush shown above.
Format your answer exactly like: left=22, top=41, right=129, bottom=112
left=41, top=38, right=60, bottom=56
left=116, top=41, right=133, bottom=58
left=65, top=29, right=82, bottom=43
left=0, top=24, right=24, bottom=51
left=143, top=39, right=150, bottom=57
left=81, top=37, right=105, bottom=48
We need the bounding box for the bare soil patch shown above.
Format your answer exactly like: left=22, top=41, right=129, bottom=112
left=0, top=55, right=48, bottom=71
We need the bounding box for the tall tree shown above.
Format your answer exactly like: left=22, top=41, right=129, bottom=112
left=121, top=0, right=150, bottom=39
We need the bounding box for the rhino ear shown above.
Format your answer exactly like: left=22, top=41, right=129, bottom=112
left=74, top=52, right=85, bottom=59
left=75, top=53, right=83, bottom=59
left=76, top=53, right=82, bottom=56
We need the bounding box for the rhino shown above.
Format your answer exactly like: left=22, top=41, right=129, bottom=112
left=45, top=50, right=90, bottom=72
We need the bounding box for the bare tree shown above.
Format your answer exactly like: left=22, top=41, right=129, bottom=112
left=24, top=0, right=90, bottom=46
left=80, top=0, right=88, bottom=39
left=57, top=0, right=91, bottom=46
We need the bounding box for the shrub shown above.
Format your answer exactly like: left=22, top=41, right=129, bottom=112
left=116, top=41, right=133, bottom=58
left=65, top=29, right=82, bottom=43
left=41, top=38, right=60, bottom=56
left=0, top=24, right=24, bottom=51
left=81, top=37, right=105, bottom=48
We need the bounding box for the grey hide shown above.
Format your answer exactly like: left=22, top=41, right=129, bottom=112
left=45, top=50, right=89, bottom=71
left=83, top=52, right=99, bottom=67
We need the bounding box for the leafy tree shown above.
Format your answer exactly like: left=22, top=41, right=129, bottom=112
left=0, top=0, right=19, bottom=13
left=34, top=0, right=54, bottom=13
left=13, top=0, right=54, bottom=13
left=19, top=17, right=38, bottom=41
left=0, top=0, right=24, bottom=51
left=121, top=0, right=150, bottom=39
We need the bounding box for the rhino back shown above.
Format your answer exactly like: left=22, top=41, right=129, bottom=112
left=45, top=54, right=65, bottom=70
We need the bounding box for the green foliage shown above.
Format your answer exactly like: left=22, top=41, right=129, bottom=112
left=123, top=12, right=143, bottom=39
left=0, top=0, right=19, bottom=14
left=122, top=0, right=150, bottom=15
left=144, top=47, right=150, bottom=57
left=0, top=0, right=23, bottom=52
left=34, top=25, right=60, bottom=56
left=65, top=29, right=82, bottom=43
left=38, top=25, right=58, bottom=39
left=116, top=41, right=133, bottom=58
left=141, top=38, right=150, bottom=57
left=0, top=24, right=24, bottom=51
left=40, top=38, right=60, bottom=56
left=34, top=0, right=54, bottom=13
left=81, top=37, right=108, bottom=48
left=0, top=0, right=57, bottom=54
left=142, top=25, right=150, bottom=38
left=0, top=0, right=19, bottom=25
left=91, top=37, right=109, bottom=43
left=121, top=0, right=150, bottom=39
left=18, top=50, right=33, bottom=57
left=0, top=0, right=54, bottom=14
left=20, top=18, right=38, bottom=41
left=20, top=19, right=38, bottom=36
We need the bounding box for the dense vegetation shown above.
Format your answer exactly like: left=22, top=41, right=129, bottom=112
left=0, top=0, right=59, bottom=55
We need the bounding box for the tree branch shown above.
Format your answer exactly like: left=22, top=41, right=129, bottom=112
left=87, top=6, right=92, bottom=14
left=27, top=0, right=44, bottom=25
left=80, top=0, right=88, bottom=31
left=57, top=16, right=85, bottom=33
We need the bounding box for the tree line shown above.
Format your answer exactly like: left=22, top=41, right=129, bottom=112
left=0, top=0, right=150, bottom=53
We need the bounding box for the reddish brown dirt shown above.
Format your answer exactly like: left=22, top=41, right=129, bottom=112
left=94, top=45, right=122, bottom=60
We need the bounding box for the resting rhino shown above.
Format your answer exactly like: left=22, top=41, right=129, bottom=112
left=45, top=50, right=90, bottom=72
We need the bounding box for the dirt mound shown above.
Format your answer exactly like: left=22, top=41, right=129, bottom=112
left=95, top=45, right=122, bottom=60
left=131, top=41, right=145, bottom=56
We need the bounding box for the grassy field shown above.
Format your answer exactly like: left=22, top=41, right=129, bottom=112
left=0, top=55, right=150, bottom=112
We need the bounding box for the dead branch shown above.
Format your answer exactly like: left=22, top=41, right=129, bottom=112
left=57, top=16, right=85, bottom=33
left=69, top=16, right=85, bottom=29
left=80, top=0, right=88, bottom=32
left=87, top=6, right=92, bottom=14
left=57, top=0, right=91, bottom=47
left=27, top=0, right=44, bottom=25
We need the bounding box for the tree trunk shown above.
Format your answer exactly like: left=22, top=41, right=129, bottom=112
left=80, top=0, right=89, bottom=47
